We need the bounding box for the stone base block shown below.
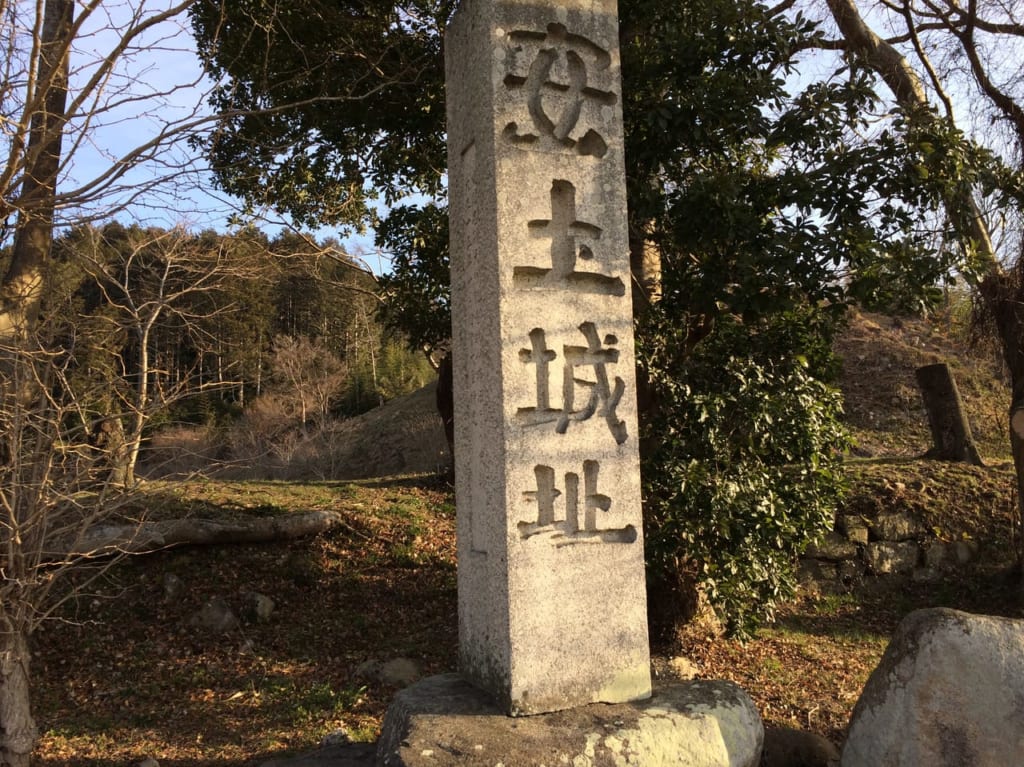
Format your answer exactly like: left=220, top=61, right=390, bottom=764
left=376, top=673, right=763, bottom=767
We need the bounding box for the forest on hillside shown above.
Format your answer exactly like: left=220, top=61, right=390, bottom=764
left=2, top=221, right=435, bottom=486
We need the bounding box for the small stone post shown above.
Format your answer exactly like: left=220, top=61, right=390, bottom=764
left=915, top=362, right=984, bottom=466
left=445, top=0, right=651, bottom=714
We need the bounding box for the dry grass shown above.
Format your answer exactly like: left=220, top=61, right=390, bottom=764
left=30, top=474, right=1023, bottom=765
left=32, top=478, right=457, bottom=766
left=27, top=307, right=1024, bottom=764
left=836, top=308, right=1009, bottom=459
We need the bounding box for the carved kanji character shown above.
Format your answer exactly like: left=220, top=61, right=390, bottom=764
left=513, top=180, right=624, bottom=296
left=502, top=23, right=617, bottom=157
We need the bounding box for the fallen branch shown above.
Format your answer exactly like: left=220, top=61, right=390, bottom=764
left=52, top=511, right=345, bottom=561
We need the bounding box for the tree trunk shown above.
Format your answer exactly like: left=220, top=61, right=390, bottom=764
left=0, top=0, right=73, bottom=342
left=823, top=0, right=997, bottom=266
left=125, top=321, right=156, bottom=488
left=915, top=363, right=984, bottom=465
left=88, top=415, right=129, bottom=487
left=826, top=0, right=1021, bottom=580
left=0, top=628, right=37, bottom=767
left=629, top=223, right=663, bottom=448
left=1011, top=405, right=1024, bottom=575
left=628, top=222, right=663, bottom=314
left=436, top=352, right=454, bottom=461
left=0, top=3, right=73, bottom=761
left=980, top=272, right=1024, bottom=581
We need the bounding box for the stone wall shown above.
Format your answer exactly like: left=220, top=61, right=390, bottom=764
left=799, top=510, right=980, bottom=592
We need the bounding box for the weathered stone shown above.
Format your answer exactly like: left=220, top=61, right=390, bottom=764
left=189, top=596, right=238, bottom=634
left=842, top=608, right=1024, bottom=767
left=837, top=515, right=869, bottom=546
left=952, top=539, right=979, bottom=565
left=355, top=659, right=383, bottom=682
left=762, top=726, right=839, bottom=767
left=355, top=658, right=422, bottom=688
left=911, top=567, right=941, bottom=583
left=376, top=673, right=763, bottom=767
left=864, top=541, right=919, bottom=574
left=162, top=572, right=184, bottom=603
left=797, top=560, right=839, bottom=593
left=243, top=592, right=275, bottom=623
left=923, top=541, right=949, bottom=569
left=836, top=560, right=865, bottom=589
left=320, top=729, right=352, bottom=747
left=445, top=0, right=650, bottom=713
left=869, top=512, right=926, bottom=542
left=798, top=559, right=838, bottom=584
left=806, top=532, right=859, bottom=561
left=380, top=658, right=421, bottom=688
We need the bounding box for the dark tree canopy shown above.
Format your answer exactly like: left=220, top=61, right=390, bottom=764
left=191, top=0, right=453, bottom=228
left=191, top=0, right=1008, bottom=632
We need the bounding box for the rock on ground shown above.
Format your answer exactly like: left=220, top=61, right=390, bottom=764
left=841, top=607, right=1024, bottom=767
left=376, top=673, right=763, bottom=767
left=355, top=658, right=422, bottom=688
left=189, top=596, right=238, bottom=634
left=762, top=727, right=839, bottom=767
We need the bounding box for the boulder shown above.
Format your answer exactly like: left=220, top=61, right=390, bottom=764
left=922, top=541, right=948, bottom=569
left=842, top=608, right=1024, bottom=767
left=356, top=658, right=423, bottom=688
left=376, top=673, right=763, bottom=767
left=189, top=596, right=239, bottom=634
left=798, top=559, right=838, bottom=588
left=836, top=560, right=864, bottom=588
left=162, top=572, right=184, bottom=603
left=837, top=515, right=869, bottom=546
left=355, top=659, right=383, bottom=682
left=244, top=592, right=276, bottom=623
left=951, top=539, right=979, bottom=565
left=762, top=727, right=839, bottom=767
left=380, top=658, right=421, bottom=688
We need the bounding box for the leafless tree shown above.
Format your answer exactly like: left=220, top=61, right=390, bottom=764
left=784, top=0, right=1024, bottom=572
left=0, top=3, right=211, bottom=761
left=0, top=2, right=381, bottom=762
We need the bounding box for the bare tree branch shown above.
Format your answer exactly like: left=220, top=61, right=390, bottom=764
left=899, top=0, right=956, bottom=116
left=951, top=0, right=1024, bottom=146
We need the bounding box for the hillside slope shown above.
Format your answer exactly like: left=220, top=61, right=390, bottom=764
left=328, top=309, right=1019, bottom=561
left=151, top=308, right=1014, bottom=493
left=836, top=309, right=1016, bottom=564
left=331, top=308, right=1012, bottom=475
left=837, top=308, right=1009, bottom=460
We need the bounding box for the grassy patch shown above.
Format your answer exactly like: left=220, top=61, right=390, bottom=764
left=34, top=470, right=1022, bottom=764
left=29, top=313, right=1024, bottom=767
left=32, top=476, right=456, bottom=766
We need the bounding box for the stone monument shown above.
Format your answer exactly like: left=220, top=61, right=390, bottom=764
left=374, top=3, right=764, bottom=762
left=445, top=0, right=651, bottom=714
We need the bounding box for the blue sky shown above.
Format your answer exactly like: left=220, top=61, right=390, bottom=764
left=57, top=1, right=384, bottom=267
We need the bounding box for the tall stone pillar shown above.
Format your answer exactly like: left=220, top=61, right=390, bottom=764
left=445, top=0, right=651, bottom=715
